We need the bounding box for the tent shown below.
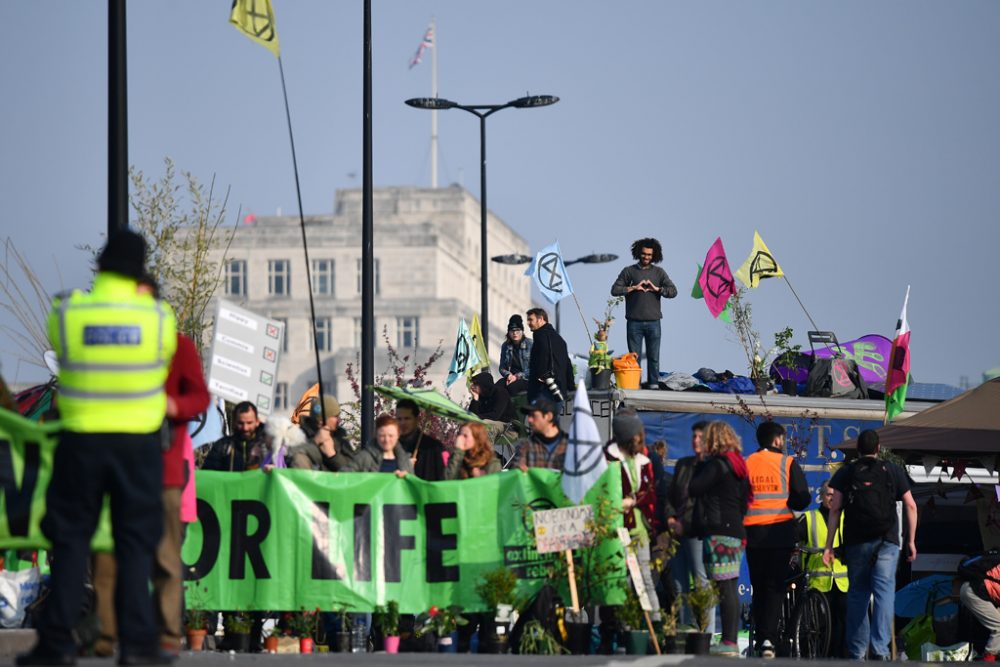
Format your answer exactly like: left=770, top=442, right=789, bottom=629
left=837, top=377, right=1000, bottom=458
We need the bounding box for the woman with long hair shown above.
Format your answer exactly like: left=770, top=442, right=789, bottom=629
left=445, top=422, right=500, bottom=479
left=336, top=414, right=413, bottom=476
left=688, top=421, right=752, bottom=656
left=498, top=315, right=532, bottom=396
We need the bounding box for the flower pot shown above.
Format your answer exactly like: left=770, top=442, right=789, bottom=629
left=437, top=631, right=458, bottom=653
left=186, top=629, right=207, bottom=652
left=590, top=368, right=611, bottom=391
left=229, top=632, right=251, bottom=653
left=660, top=634, right=678, bottom=655
left=781, top=378, right=798, bottom=396
left=299, top=637, right=314, bottom=654
left=263, top=635, right=279, bottom=653
left=336, top=630, right=351, bottom=653
left=383, top=635, right=400, bottom=654
left=624, top=630, right=649, bottom=655
left=684, top=631, right=712, bottom=655
left=566, top=622, right=592, bottom=655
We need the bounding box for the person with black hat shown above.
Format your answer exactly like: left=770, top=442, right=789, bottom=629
left=19, top=230, right=177, bottom=666
left=499, top=314, right=532, bottom=396
left=468, top=371, right=515, bottom=423
left=514, top=397, right=568, bottom=471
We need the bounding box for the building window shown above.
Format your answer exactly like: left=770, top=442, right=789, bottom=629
left=397, top=317, right=419, bottom=349
left=274, top=382, right=289, bottom=411
left=224, top=260, right=247, bottom=297
left=356, top=258, right=380, bottom=295
left=274, top=318, right=288, bottom=353
left=311, top=259, right=334, bottom=296
left=268, top=259, right=291, bottom=296
left=310, top=316, right=332, bottom=352
left=353, top=317, right=362, bottom=349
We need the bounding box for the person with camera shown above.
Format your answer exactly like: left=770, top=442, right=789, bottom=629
left=525, top=308, right=573, bottom=415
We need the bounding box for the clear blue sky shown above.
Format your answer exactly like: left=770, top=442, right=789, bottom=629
left=3, top=1, right=999, bottom=387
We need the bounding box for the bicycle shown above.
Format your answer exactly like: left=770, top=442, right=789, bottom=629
left=746, top=547, right=833, bottom=659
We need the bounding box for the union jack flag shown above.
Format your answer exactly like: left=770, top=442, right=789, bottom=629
left=408, top=23, right=434, bottom=69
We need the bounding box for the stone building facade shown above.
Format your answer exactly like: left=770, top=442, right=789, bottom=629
left=209, top=185, right=533, bottom=415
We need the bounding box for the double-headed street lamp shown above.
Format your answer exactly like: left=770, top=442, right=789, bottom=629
left=493, top=252, right=618, bottom=332
left=405, top=95, right=559, bottom=351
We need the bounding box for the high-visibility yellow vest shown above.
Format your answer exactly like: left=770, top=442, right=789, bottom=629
left=48, top=272, right=177, bottom=433
left=803, top=509, right=848, bottom=593
left=744, top=449, right=795, bottom=526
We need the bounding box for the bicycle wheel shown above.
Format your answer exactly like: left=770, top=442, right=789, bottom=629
left=790, top=588, right=831, bottom=659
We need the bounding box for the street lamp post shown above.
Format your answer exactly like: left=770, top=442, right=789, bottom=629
left=406, top=95, right=558, bottom=351
left=492, top=252, right=618, bottom=332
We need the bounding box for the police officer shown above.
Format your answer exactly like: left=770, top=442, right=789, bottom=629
left=743, top=421, right=810, bottom=658
left=19, top=231, right=176, bottom=666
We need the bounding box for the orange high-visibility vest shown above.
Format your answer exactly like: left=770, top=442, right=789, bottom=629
left=744, top=449, right=795, bottom=526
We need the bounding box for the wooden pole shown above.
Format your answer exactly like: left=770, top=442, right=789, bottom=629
left=643, top=609, right=661, bottom=655
left=564, top=549, right=580, bottom=613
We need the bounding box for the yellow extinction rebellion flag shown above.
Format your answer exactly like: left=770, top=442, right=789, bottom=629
left=230, top=0, right=280, bottom=58
left=735, top=230, right=784, bottom=288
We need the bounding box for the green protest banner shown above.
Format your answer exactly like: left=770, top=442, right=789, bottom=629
left=183, top=464, right=625, bottom=613
left=0, top=407, right=113, bottom=552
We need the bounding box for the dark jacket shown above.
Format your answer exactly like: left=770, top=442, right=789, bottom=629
left=499, top=337, right=533, bottom=381
left=444, top=448, right=502, bottom=480
left=202, top=431, right=266, bottom=472
left=689, top=455, right=749, bottom=540
left=647, top=447, right=673, bottom=528
left=745, top=446, right=812, bottom=549
left=610, top=263, right=678, bottom=321
left=527, top=323, right=574, bottom=402
left=399, top=429, right=446, bottom=481
left=336, top=443, right=414, bottom=474
left=468, top=372, right=516, bottom=423
left=667, top=455, right=699, bottom=534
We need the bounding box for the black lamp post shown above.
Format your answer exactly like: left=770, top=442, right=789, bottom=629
left=406, top=95, right=558, bottom=351
left=492, top=252, right=617, bottom=332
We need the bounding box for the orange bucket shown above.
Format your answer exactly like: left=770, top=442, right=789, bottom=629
left=612, top=353, right=642, bottom=390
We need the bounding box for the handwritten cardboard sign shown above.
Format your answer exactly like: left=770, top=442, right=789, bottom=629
left=532, top=505, right=594, bottom=554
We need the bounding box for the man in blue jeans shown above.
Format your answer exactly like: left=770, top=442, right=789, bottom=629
left=823, top=430, right=917, bottom=660
left=610, top=238, right=677, bottom=389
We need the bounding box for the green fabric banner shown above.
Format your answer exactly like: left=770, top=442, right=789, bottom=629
left=183, top=465, right=625, bottom=613
left=0, top=408, right=58, bottom=549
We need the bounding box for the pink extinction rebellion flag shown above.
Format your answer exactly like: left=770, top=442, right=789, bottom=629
left=698, top=237, right=736, bottom=318
left=884, top=286, right=911, bottom=423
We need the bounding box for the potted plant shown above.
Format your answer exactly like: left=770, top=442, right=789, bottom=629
left=224, top=611, right=254, bottom=653
left=373, top=601, right=401, bottom=654
left=288, top=608, right=320, bottom=653
left=660, top=596, right=683, bottom=654
left=618, top=587, right=649, bottom=655
left=518, top=619, right=568, bottom=655
left=588, top=297, right=622, bottom=390
left=684, top=580, right=718, bottom=655
left=333, top=606, right=351, bottom=653
left=772, top=326, right=802, bottom=395
left=183, top=579, right=212, bottom=651
left=263, top=626, right=280, bottom=654
left=414, top=605, right=468, bottom=653
left=475, top=567, right=518, bottom=653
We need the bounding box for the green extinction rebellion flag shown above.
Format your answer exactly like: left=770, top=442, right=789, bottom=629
left=182, top=466, right=625, bottom=613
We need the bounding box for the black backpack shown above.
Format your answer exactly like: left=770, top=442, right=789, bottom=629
left=844, top=458, right=896, bottom=540
left=805, top=356, right=869, bottom=399
left=957, top=550, right=1000, bottom=585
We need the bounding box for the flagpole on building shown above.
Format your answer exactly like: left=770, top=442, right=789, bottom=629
left=361, top=0, right=375, bottom=446
left=782, top=276, right=821, bottom=333
left=430, top=17, right=438, bottom=188
left=276, top=55, right=328, bottom=423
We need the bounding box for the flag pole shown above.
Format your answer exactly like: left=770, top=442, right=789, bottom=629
left=361, top=0, right=375, bottom=447
left=276, top=54, right=327, bottom=423
left=569, top=294, right=593, bottom=343
left=430, top=17, right=438, bottom=188
left=782, top=275, right=821, bottom=333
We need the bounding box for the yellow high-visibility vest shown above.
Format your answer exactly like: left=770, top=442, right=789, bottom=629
left=803, top=509, right=848, bottom=593
left=744, top=449, right=796, bottom=526
left=48, top=272, right=176, bottom=433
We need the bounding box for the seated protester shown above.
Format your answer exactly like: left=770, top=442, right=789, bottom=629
left=331, top=414, right=413, bottom=476
left=959, top=552, right=1000, bottom=661
left=203, top=401, right=266, bottom=471
left=498, top=315, right=532, bottom=395
left=396, top=398, right=447, bottom=481
left=446, top=422, right=501, bottom=479
left=468, top=371, right=515, bottom=423
left=290, top=394, right=354, bottom=470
